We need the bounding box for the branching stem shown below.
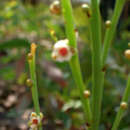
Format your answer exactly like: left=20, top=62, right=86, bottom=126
left=112, top=75, right=130, bottom=130
left=61, top=0, right=92, bottom=124
left=102, top=0, right=126, bottom=66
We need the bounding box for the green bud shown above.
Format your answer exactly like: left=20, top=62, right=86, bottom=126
left=81, top=4, right=91, bottom=18
left=120, top=102, right=128, bottom=109
left=105, top=20, right=111, bottom=28
left=27, top=53, right=33, bottom=61
left=26, top=79, right=33, bottom=87
left=84, top=90, right=91, bottom=98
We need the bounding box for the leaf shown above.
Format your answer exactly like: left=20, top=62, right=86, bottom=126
left=0, top=38, right=30, bottom=51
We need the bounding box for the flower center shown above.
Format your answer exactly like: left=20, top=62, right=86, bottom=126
left=32, top=119, right=38, bottom=125
left=59, top=47, right=68, bottom=56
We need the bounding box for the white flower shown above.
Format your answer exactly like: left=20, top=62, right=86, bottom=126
left=52, top=39, right=74, bottom=62
left=28, top=112, right=43, bottom=130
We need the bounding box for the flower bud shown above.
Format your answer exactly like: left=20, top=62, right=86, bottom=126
left=70, top=47, right=76, bottom=54
left=40, top=112, right=44, bottom=119
left=124, top=49, right=130, bottom=60
left=81, top=4, right=91, bottom=18
left=120, top=102, right=128, bottom=109
left=50, top=29, right=58, bottom=41
left=81, top=4, right=89, bottom=12
left=74, top=28, right=79, bottom=39
left=84, top=90, right=91, bottom=98
left=27, top=53, right=33, bottom=61
left=50, top=1, right=61, bottom=15
left=51, top=53, right=58, bottom=60
left=128, top=42, right=130, bottom=47
left=26, top=79, right=33, bottom=88
left=105, top=20, right=111, bottom=28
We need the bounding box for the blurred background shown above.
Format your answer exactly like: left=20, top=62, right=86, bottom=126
left=0, top=0, right=130, bottom=130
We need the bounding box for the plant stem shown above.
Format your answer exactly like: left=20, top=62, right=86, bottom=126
left=28, top=44, right=42, bottom=130
left=61, top=0, right=76, bottom=48
left=89, top=0, right=104, bottom=129
left=102, top=0, right=126, bottom=66
left=29, top=54, right=40, bottom=114
left=61, top=0, right=92, bottom=124
left=70, top=57, right=92, bottom=123
left=112, top=75, right=130, bottom=130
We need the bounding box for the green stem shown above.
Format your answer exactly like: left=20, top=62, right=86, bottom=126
left=70, top=57, right=92, bottom=123
left=61, top=0, right=76, bottom=48
left=28, top=53, right=42, bottom=130
left=102, top=0, right=126, bottom=66
left=89, top=0, right=103, bottom=129
left=61, top=0, right=92, bottom=124
left=29, top=55, right=40, bottom=113
left=112, top=75, right=130, bottom=130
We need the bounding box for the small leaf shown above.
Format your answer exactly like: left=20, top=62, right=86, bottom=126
left=0, top=38, right=30, bottom=51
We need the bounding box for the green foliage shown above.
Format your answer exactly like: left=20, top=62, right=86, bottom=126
left=0, top=0, right=130, bottom=130
left=0, top=38, right=30, bottom=50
